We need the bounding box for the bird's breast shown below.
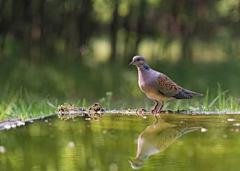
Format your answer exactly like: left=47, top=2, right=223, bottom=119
left=139, top=78, right=159, bottom=99
left=138, top=77, right=155, bottom=93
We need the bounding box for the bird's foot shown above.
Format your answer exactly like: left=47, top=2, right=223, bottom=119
left=151, top=109, right=157, bottom=113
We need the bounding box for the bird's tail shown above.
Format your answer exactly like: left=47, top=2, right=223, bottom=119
left=173, top=88, right=203, bottom=99
left=183, top=89, right=203, bottom=96
left=180, top=126, right=202, bottom=135
left=175, top=125, right=202, bottom=138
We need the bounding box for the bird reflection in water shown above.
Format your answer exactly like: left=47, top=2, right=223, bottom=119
left=129, top=120, right=201, bottom=170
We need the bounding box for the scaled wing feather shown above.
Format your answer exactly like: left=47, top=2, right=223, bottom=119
left=157, top=73, right=181, bottom=97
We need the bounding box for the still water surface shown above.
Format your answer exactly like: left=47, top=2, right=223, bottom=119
left=1, top=114, right=240, bottom=171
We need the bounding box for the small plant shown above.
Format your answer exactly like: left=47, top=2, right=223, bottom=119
left=202, top=88, right=209, bottom=111
left=20, top=112, right=28, bottom=121
left=82, top=98, right=88, bottom=109
left=207, top=84, right=229, bottom=111
left=0, top=88, right=58, bottom=120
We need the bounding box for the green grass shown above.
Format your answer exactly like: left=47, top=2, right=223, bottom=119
left=0, top=58, right=240, bottom=121
left=0, top=88, right=58, bottom=121
left=166, top=84, right=239, bottom=112
left=0, top=84, right=239, bottom=121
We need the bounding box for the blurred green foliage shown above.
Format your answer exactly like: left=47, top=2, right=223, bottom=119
left=0, top=0, right=240, bottom=116
left=1, top=0, right=240, bottom=62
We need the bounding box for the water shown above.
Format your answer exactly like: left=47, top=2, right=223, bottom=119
left=1, top=114, right=240, bottom=171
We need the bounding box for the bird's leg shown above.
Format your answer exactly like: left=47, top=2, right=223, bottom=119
left=157, top=102, right=164, bottom=113
left=151, top=100, right=158, bottom=113
left=157, top=102, right=164, bottom=119
left=151, top=100, right=159, bottom=123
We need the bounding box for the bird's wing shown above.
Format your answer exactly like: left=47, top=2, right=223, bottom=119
left=157, top=73, right=182, bottom=97
left=156, top=128, right=181, bottom=149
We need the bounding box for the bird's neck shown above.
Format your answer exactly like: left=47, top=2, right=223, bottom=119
left=135, top=154, right=149, bottom=162
left=139, top=63, right=151, bottom=71
left=137, top=64, right=151, bottom=84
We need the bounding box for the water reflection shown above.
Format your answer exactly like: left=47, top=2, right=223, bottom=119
left=129, top=120, right=201, bottom=170
left=4, top=114, right=240, bottom=171
left=87, top=113, right=103, bottom=121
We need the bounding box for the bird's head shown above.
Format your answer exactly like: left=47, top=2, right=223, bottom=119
left=128, top=158, right=146, bottom=170
left=129, top=56, right=147, bottom=67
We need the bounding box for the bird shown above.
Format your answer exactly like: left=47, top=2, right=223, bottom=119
left=129, top=56, right=203, bottom=120
left=128, top=121, right=201, bottom=170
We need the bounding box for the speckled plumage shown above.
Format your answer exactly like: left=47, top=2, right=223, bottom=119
left=129, top=56, right=203, bottom=118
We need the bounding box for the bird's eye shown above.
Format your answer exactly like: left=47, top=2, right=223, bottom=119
left=137, top=59, right=140, bottom=61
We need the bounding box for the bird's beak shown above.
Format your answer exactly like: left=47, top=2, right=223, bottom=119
left=128, top=158, right=133, bottom=164
left=129, top=61, right=134, bottom=66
